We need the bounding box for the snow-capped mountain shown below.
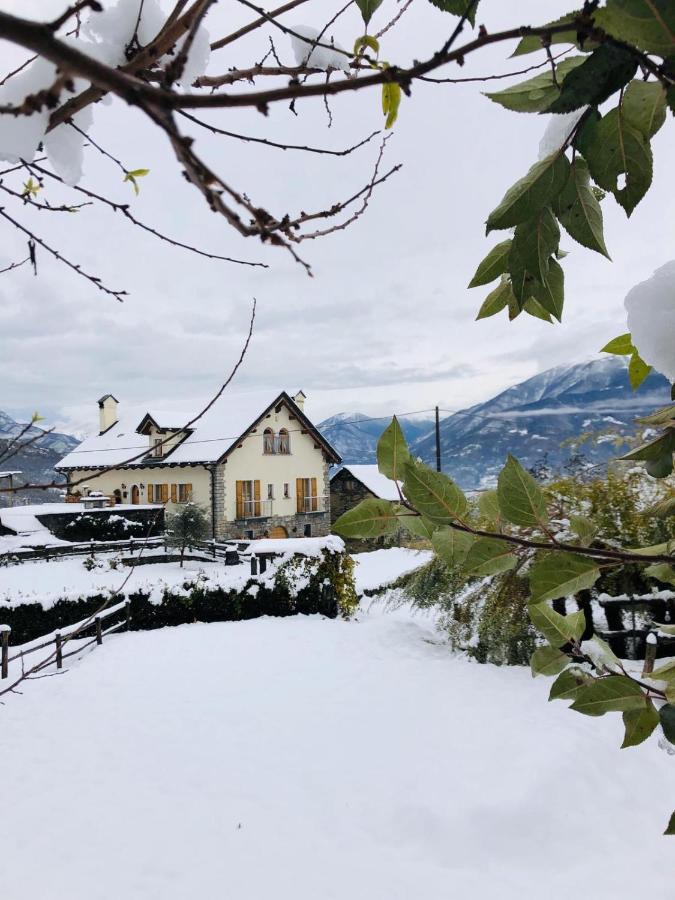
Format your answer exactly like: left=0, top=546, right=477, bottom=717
left=0, top=412, right=79, bottom=505
left=318, top=412, right=434, bottom=465
left=321, top=358, right=672, bottom=489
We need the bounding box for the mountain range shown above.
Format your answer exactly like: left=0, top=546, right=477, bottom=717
left=320, top=358, right=672, bottom=489
left=0, top=411, right=79, bottom=506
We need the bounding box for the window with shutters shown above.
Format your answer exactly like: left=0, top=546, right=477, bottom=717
left=236, top=480, right=261, bottom=518
left=178, top=483, right=192, bottom=503
left=296, top=477, right=319, bottom=513
left=148, top=483, right=168, bottom=503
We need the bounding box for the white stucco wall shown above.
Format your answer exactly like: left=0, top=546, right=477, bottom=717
left=223, top=403, right=326, bottom=522
left=65, top=466, right=212, bottom=512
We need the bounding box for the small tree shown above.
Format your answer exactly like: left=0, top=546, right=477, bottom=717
left=165, top=503, right=209, bottom=568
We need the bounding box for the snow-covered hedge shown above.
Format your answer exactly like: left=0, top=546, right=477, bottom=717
left=0, top=548, right=356, bottom=644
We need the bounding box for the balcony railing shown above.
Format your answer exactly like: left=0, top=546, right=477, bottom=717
left=263, top=436, right=290, bottom=455
left=237, top=499, right=273, bottom=519
left=299, top=496, right=324, bottom=513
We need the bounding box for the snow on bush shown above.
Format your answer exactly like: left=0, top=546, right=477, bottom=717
left=0, top=0, right=209, bottom=182
left=625, top=260, right=675, bottom=382
left=290, top=25, right=350, bottom=71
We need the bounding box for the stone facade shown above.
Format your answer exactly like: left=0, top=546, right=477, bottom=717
left=330, top=468, right=377, bottom=524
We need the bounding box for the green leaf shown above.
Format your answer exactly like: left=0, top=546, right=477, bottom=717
left=549, top=667, right=594, bottom=701
left=646, top=453, right=675, bottom=479
left=463, top=537, right=518, bottom=577
left=497, top=454, right=548, bottom=526
left=555, top=158, right=610, bottom=258
left=432, top=527, right=475, bottom=568
left=475, top=277, right=513, bottom=320
left=621, top=701, right=659, bottom=747
left=570, top=675, right=646, bottom=716
left=601, top=332, right=634, bottom=355
left=530, top=552, right=600, bottom=603
left=645, top=563, right=675, bottom=585
left=477, top=489, right=501, bottom=523
left=402, top=461, right=468, bottom=524
left=621, top=429, right=675, bottom=462
left=511, top=12, right=592, bottom=57
left=664, top=811, right=675, bottom=836
left=509, top=208, right=560, bottom=295
left=427, top=0, right=479, bottom=25
left=547, top=44, right=637, bottom=114
left=468, top=240, right=512, bottom=287
left=628, top=350, right=652, bottom=389
left=355, top=0, right=384, bottom=25
left=376, top=416, right=410, bottom=482
left=397, top=513, right=436, bottom=540
left=528, top=601, right=586, bottom=648
left=523, top=297, right=554, bottom=323
left=576, top=108, right=653, bottom=216
left=529, top=257, right=565, bottom=322
left=594, top=1, right=675, bottom=57
left=381, top=81, right=402, bottom=129
left=569, top=514, right=597, bottom=545
left=486, top=152, right=570, bottom=232
left=659, top=703, right=675, bottom=744
left=622, top=79, right=668, bottom=138
left=354, top=34, right=380, bottom=55
left=530, top=645, right=570, bottom=677
left=485, top=57, right=585, bottom=113
left=333, top=498, right=398, bottom=538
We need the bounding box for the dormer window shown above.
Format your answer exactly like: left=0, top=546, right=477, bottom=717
left=152, top=438, right=163, bottom=458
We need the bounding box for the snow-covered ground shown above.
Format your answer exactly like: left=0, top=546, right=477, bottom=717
left=0, top=603, right=671, bottom=900
left=352, top=547, right=433, bottom=593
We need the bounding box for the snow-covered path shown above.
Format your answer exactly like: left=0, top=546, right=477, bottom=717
left=0, top=606, right=671, bottom=899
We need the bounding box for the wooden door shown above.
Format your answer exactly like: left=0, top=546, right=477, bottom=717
left=131, top=485, right=140, bottom=504
left=268, top=526, right=288, bottom=539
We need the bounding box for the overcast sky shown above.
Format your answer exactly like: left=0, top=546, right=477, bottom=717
left=1, top=0, right=673, bottom=435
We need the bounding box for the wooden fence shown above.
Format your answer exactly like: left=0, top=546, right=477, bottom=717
left=0, top=536, right=165, bottom=566
left=1, top=598, right=131, bottom=680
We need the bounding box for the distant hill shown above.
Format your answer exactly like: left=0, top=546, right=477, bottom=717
left=318, top=412, right=434, bottom=465
left=0, top=412, right=79, bottom=506
left=320, top=358, right=672, bottom=489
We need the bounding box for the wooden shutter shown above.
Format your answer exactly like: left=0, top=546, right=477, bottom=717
left=254, top=479, right=261, bottom=517
left=311, top=477, right=318, bottom=512
left=236, top=480, right=244, bottom=519
left=147, top=484, right=153, bottom=503
left=185, top=483, right=192, bottom=502
left=296, top=478, right=303, bottom=514
left=161, top=483, right=169, bottom=503
left=171, top=484, right=177, bottom=503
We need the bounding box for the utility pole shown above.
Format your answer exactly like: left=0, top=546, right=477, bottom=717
left=435, top=406, right=441, bottom=472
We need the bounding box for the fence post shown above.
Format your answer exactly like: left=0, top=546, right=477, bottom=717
left=125, top=601, right=131, bottom=631
left=95, top=616, right=102, bottom=645
left=250, top=556, right=258, bottom=576
left=212, top=540, right=217, bottom=560
left=643, top=632, right=657, bottom=676
left=260, top=555, right=267, bottom=574
left=55, top=631, right=63, bottom=669
left=1, top=627, right=10, bottom=679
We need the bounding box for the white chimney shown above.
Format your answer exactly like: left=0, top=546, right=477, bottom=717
left=98, top=394, right=118, bottom=433
left=293, top=390, right=306, bottom=412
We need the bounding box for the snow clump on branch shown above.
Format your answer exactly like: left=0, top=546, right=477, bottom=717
left=625, top=261, right=675, bottom=383
left=290, top=26, right=350, bottom=71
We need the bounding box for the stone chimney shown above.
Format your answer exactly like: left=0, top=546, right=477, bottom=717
left=293, top=390, right=306, bottom=412
left=98, top=394, right=118, bottom=433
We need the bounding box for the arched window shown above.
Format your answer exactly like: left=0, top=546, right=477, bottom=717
left=263, top=428, right=275, bottom=454
left=278, top=428, right=290, bottom=454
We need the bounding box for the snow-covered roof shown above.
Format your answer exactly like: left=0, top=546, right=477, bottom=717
left=57, top=390, right=340, bottom=470
left=333, top=465, right=402, bottom=501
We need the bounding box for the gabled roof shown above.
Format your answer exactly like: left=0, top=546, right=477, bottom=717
left=56, top=390, right=341, bottom=470
left=332, top=464, right=401, bottom=501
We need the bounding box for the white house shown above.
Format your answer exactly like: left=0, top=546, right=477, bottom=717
left=56, top=390, right=341, bottom=540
